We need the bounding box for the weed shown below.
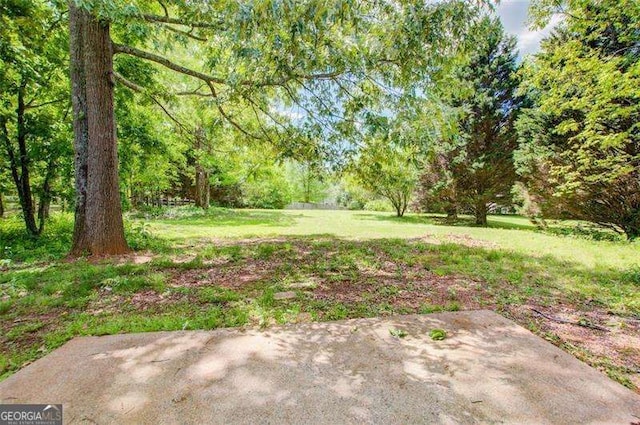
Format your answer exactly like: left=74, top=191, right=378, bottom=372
left=429, top=329, right=447, bottom=340
left=389, top=328, right=408, bottom=338
left=198, top=287, right=241, bottom=304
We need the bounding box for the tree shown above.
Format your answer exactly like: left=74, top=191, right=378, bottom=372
left=243, top=166, right=292, bottom=209
left=335, top=173, right=376, bottom=210
left=516, top=0, right=640, bottom=239
left=416, top=17, right=522, bottom=225
left=414, top=151, right=460, bottom=220
left=286, top=160, right=328, bottom=204
left=0, top=0, right=71, bottom=235
left=0, top=165, right=7, bottom=218
left=353, top=135, right=419, bottom=218
left=65, top=0, right=486, bottom=255
left=68, top=4, right=128, bottom=254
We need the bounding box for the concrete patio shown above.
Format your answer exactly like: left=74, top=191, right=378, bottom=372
left=1, top=311, right=639, bottom=424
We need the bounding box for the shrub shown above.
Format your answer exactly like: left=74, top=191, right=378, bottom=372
left=364, top=199, right=394, bottom=212
left=0, top=214, right=73, bottom=262
left=243, top=179, right=292, bottom=209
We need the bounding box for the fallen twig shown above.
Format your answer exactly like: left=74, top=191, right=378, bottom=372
left=530, top=308, right=610, bottom=332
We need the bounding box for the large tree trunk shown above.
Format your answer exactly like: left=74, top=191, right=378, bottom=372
left=69, top=4, right=89, bottom=254
left=69, top=5, right=128, bottom=256
left=475, top=199, right=488, bottom=226
left=0, top=193, right=4, bottom=218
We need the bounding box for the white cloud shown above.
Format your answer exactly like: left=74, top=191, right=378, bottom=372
left=496, top=0, right=563, bottom=57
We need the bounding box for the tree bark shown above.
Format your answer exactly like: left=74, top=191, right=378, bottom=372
left=475, top=200, right=488, bottom=226
left=16, top=83, right=40, bottom=235
left=194, top=127, right=210, bottom=209
left=195, top=167, right=210, bottom=209
left=0, top=193, right=4, bottom=218
left=623, top=223, right=640, bottom=241
left=1, top=83, right=40, bottom=235
left=69, top=4, right=128, bottom=255
left=69, top=3, right=90, bottom=254
left=445, top=203, right=458, bottom=221
left=390, top=193, right=407, bottom=217
left=37, top=158, right=55, bottom=232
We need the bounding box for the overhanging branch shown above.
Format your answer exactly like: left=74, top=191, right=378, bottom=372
left=113, top=43, right=344, bottom=88
left=205, top=81, right=265, bottom=141
left=113, top=43, right=227, bottom=85
left=113, top=72, right=190, bottom=133
left=141, top=14, right=226, bottom=29
left=163, top=25, right=208, bottom=42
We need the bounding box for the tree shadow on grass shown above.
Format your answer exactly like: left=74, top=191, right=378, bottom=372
left=158, top=209, right=301, bottom=228
left=355, top=213, right=626, bottom=241
left=353, top=213, right=536, bottom=231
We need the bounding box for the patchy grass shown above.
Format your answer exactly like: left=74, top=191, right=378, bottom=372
left=1, top=209, right=639, bottom=390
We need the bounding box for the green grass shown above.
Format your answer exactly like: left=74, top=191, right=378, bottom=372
left=148, top=208, right=638, bottom=270
left=0, top=208, right=639, bottom=389
left=0, top=213, right=168, bottom=263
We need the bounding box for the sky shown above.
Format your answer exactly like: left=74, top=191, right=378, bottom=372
left=496, top=0, right=562, bottom=57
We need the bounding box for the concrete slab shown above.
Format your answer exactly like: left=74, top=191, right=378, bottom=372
left=1, top=311, right=639, bottom=424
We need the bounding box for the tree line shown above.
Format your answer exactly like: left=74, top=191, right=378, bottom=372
left=0, top=0, right=638, bottom=257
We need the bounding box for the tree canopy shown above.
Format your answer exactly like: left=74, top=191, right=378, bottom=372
left=0, top=0, right=71, bottom=235
left=515, top=0, right=640, bottom=238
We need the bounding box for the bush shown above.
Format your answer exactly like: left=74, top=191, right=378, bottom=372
left=0, top=214, right=73, bottom=262
left=124, top=221, right=169, bottom=252
left=364, top=199, right=394, bottom=212
left=623, top=267, right=640, bottom=286
left=543, top=224, right=625, bottom=242
left=243, top=178, right=292, bottom=209
left=347, top=200, right=364, bottom=210
left=511, top=182, right=547, bottom=228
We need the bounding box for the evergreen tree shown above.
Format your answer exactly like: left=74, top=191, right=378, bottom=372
left=417, top=17, right=522, bottom=225
left=516, top=0, right=640, bottom=239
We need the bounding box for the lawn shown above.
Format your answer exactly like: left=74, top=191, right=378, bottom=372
left=149, top=208, right=640, bottom=269
left=1, top=208, right=639, bottom=390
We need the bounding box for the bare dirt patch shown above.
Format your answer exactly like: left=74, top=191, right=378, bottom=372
left=411, top=234, right=497, bottom=249
left=18, top=236, right=633, bottom=391
left=170, top=259, right=281, bottom=289
left=507, top=304, right=640, bottom=389
left=130, top=290, right=186, bottom=311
